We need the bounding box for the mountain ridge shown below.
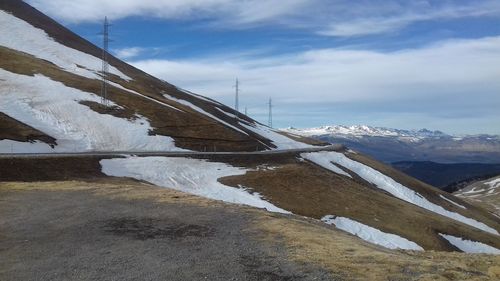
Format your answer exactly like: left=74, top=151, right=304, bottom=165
left=284, top=125, right=500, bottom=163
left=285, top=125, right=499, bottom=141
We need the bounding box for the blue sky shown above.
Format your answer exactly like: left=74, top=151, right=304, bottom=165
left=27, top=0, right=500, bottom=134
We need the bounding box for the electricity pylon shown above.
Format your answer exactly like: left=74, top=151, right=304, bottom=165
left=268, top=98, right=273, bottom=128
left=234, top=78, right=240, bottom=112
left=101, top=16, right=110, bottom=106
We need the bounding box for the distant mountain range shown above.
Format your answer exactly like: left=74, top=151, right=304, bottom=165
left=284, top=125, right=500, bottom=164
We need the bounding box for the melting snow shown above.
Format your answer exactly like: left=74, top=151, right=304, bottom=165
left=439, top=195, right=466, bottom=209
left=322, top=215, right=424, bottom=251
left=216, top=107, right=239, bottom=119
left=486, top=178, right=500, bottom=189
left=439, top=234, right=500, bottom=254
left=239, top=122, right=314, bottom=150
left=108, top=81, right=183, bottom=112
left=301, top=152, right=352, bottom=178
left=163, top=93, right=249, bottom=136
left=0, top=11, right=130, bottom=81
left=0, top=70, right=184, bottom=152
left=302, top=151, right=499, bottom=235
left=0, top=139, right=55, bottom=153
left=100, top=156, right=289, bottom=213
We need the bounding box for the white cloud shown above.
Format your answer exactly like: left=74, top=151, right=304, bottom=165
left=25, top=0, right=310, bottom=26
left=130, top=36, right=500, bottom=133
left=114, top=47, right=145, bottom=59
left=25, top=0, right=500, bottom=36
left=132, top=36, right=500, bottom=103
left=320, top=1, right=500, bottom=37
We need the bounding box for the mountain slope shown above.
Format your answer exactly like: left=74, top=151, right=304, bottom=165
left=284, top=125, right=500, bottom=163
left=393, top=161, right=500, bottom=190
left=0, top=0, right=319, bottom=152
left=2, top=148, right=500, bottom=253
left=1, top=1, right=499, bottom=255
left=456, top=175, right=500, bottom=216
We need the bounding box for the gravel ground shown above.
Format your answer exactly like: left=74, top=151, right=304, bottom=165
left=0, top=181, right=332, bottom=281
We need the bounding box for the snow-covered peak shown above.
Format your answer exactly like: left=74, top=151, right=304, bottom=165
left=283, top=125, right=449, bottom=141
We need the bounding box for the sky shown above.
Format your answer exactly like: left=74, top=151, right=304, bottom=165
left=26, top=0, right=500, bottom=135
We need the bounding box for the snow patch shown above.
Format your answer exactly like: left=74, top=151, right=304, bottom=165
left=0, top=11, right=130, bottom=81
left=439, top=195, right=466, bottom=209
left=239, top=122, right=313, bottom=150
left=0, top=70, right=184, bottom=152
left=216, top=107, right=239, bottom=119
left=163, top=93, right=249, bottom=136
left=100, top=156, right=289, bottom=214
left=107, top=81, right=183, bottom=112
left=322, top=215, right=424, bottom=251
left=0, top=139, right=54, bottom=153
left=301, top=151, right=352, bottom=178
left=439, top=234, right=500, bottom=254
left=486, top=178, right=500, bottom=189
left=302, top=151, right=499, bottom=235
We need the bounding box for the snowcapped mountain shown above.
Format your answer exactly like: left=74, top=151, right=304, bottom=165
left=284, top=125, right=500, bottom=163
left=0, top=0, right=316, bottom=153
left=285, top=125, right=481, bottom=142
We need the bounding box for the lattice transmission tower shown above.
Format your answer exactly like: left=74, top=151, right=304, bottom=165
left=268, top=98, right=273, bottom=128
left=234, top=78, right=240, bottom=112
left=101, top=16, right=111, bottom=106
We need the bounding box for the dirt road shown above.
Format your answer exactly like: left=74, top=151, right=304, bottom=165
left=0, top=180, right=331, bottom=281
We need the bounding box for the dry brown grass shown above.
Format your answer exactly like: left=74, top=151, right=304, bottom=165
left=221, top=158, right=500, bottom=252
left=348, top=152, right=500, bottom=235
left=1, top=180, right=499, bottom=280
left=255, top=214, right=500, bottom=281
left=0, top=180, right=215, bottom=207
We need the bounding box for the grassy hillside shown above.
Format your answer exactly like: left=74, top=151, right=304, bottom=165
left=456, top=175, right=500, bottom=216
left=0, top=0, right=322, bottom=152
left=2, top=149, right=499, bottom=253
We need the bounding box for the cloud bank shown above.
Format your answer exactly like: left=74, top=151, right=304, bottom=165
left=130, top=36, right=500, bottom=134
left=26, top=0, right=500, bottom=37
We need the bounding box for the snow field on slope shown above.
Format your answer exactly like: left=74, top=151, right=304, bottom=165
left=100, top=156, right=289, bottom=213
left=301, top=151, right=499, bottom=235
left=322, top=215, right=424, bottom=251
left=163, top=93, right=248, bottom=136
left=301, top=153, right=352, bottom=178
left=486, top=178, right=500, bottom=189
left=439, top=195, right=466, bottom=209
left=439, top=234, right=500, bottom=254
left=239, top=122, right=314, bottom=150
left=0, top=139, right=56, bottom=153
left=0, top=70, right=183, bottom=152
left=0, top=10, right=130, bottom=81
